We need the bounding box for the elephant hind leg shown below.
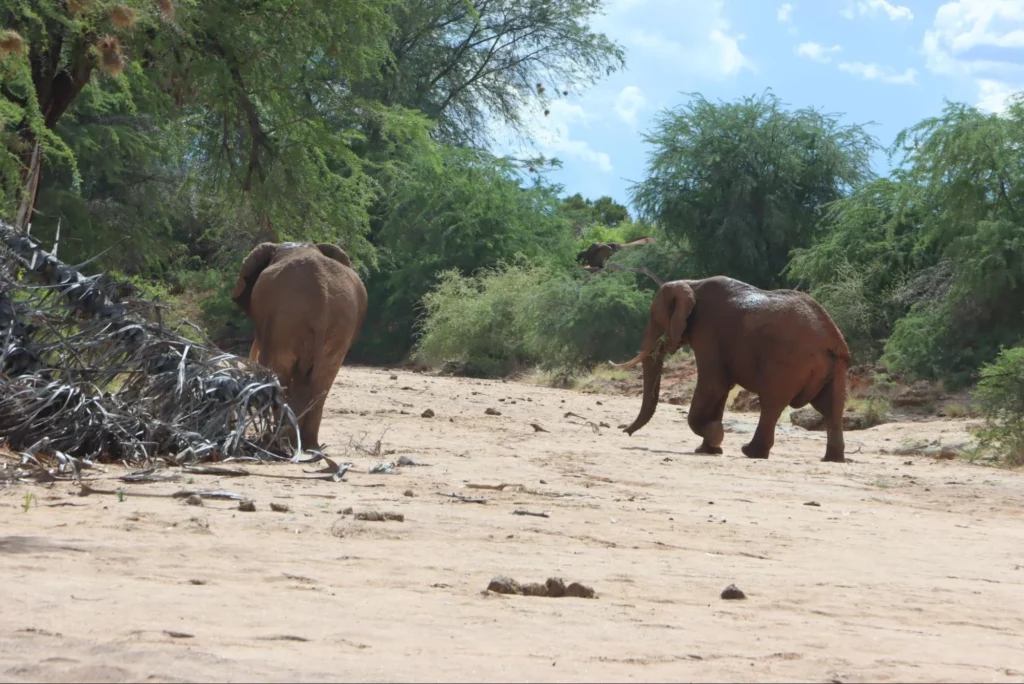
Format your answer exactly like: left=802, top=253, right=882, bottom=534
left=688, top=379, right=731, bottom=455
left=811, top=363, right=847, bottom=463
left=297, top=353, right=346, bottom=452
left=741, top=396, right=787, bottom=460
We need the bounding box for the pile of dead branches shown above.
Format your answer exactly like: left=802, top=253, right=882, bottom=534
left=0, top=220, right=300, bottom=465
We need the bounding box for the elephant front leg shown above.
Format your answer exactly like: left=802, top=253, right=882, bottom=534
left=741, top=398, right=786, bottom=459
left=688, top=380, right=730, bottom=455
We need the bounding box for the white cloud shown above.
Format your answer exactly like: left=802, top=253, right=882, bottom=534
left=777, top=3, right=794, bottom=23
left=626, top=25, right=752, bottom=79
left=838, top=61, right=918, bottom=84
left=614, top=86, right=647, bottom=127
left=922, top=0, right=1024, bottom=77
left=976, top=79, right=1018, bottom=114
left=842, top=0, right=914, bottom=21
left=921, top=1, right=1024, bottom=115
left=527, top=100, right=613, bottom=173
left=608, top=0, right=754, bottom=80
left=796, top=41, right=842, bottom=63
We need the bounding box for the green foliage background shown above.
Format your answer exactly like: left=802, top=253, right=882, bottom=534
left=2, top=1, right=1024, bottom=458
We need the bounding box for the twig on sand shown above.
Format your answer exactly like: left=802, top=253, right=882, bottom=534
left=182, top=465, right=251, bottom=477
left=465, top=483, right=524, bottom=491
left=512, top=509, right=550, bottom=518
left=439, top=492, right=487, bottom=504
left=170, top=489, right=248, bottom=501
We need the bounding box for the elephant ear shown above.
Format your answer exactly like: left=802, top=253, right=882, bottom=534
left=315, top=243, right=352, bottom=268
left=231, top=242, right=278, bottom=317
left=664, top=281, right=696, bottom=349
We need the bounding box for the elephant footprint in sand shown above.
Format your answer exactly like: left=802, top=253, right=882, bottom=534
left=615, top=276, right=851, bottom=463
left=232, top=241, right=367, bottom=453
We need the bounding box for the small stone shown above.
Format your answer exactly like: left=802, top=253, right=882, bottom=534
left=544, top=577, right=566, bottom=598
left=355, top=510, right=383, bottom=521
left=185, top=494, right=203, bottom=507
left=390, top=374, right=398, bottom=380
left=382, top=512, right=405, bottom=522
left=564, top=582, right=596, bottom=599
left=341, top=506, right=353, bottom=515
left=487, top=576, right=522, bottom=595
left=421, top=408, right=435, bottom=418
left=521, top=582, right=549, bottom=596
left=238, top=500, right=256, bottom=512
left=721, top=584, right=747, bottom=600
left=485, top=408, right=502, bottom=416
left=188, top=579, right=206, bottom=585
left=803, top=501, right=821, bottom=507
left=404, top=489, right=415, bottom=497
left=270, top=502, right=290, bottom=513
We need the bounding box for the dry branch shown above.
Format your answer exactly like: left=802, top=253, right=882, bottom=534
left=0, top=220, right=300, bottom=464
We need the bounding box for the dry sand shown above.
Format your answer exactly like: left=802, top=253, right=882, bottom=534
left=2, top=366, right=1024, bottom=683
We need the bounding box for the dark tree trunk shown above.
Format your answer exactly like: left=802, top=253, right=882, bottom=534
left=13, top=36, right=96, bottom=230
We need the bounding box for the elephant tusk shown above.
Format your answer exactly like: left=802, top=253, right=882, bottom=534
left=609, top=352, right=646, bottom=369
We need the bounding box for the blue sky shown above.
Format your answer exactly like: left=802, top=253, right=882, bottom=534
left=499, top=0, right=1024, bottom=212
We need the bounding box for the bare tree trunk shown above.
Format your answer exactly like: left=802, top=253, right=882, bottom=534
left=14, top=138, right=43, bottom=231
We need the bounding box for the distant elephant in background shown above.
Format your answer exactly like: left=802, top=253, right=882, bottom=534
left=613, top=276, right=850, bottom=462
left=576, top=237, right=654, bottom=269
left=231, top=242, right=367, bottom=452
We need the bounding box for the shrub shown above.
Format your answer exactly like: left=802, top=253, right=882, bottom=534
left=413, top=264, right=652, bottom=379
left=413, top=266, right=539, bottom=377
left=527, top=271, right=650, bottom=377
left=973, top=346, right=1024, bottom=466
left=809, top=261, right=877, bottom=363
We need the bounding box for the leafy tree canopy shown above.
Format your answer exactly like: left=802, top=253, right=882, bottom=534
left=356, top=0, right=626, bottom=147
left=630, top=89, right=877, bottom=288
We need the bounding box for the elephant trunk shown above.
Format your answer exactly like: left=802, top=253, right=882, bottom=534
left=623, top=320, right=668, bottom=436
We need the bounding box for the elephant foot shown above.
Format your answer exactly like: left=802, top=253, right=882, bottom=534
left=695, top=443, right=723, bottom=455
left=822, top=453, right=846, bottom=463
left=741, top=443, right=770, bottom=459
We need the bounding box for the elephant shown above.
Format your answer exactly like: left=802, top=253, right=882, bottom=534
left=231, top=241, right=368, bottom=452
left=613, top=276, right=850, bottom=462
left=576, top=237, right=654, bottom=269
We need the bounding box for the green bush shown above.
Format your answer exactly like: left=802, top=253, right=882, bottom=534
left=577, top=219, right=654, bottom=248
left=413, top=266, right=540, bottom=377
left=527, top=270, right=650, bottom=376
left=808, top=260, right=877, bottom=363
left=973, top=346, right=1024, bottom=466
left=413, top=264, right=652, bottom=379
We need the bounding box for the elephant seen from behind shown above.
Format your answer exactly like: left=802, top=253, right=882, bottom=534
left=614, top=276, right=850, bottom=462
left=232, top=241, right=367, bottom=453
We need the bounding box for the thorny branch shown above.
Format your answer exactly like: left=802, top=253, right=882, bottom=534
left=0, top=220, right=300, bottom=466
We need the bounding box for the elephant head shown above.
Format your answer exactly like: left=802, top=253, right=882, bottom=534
left=231, top=242, right=354, bottom=318
left=611, top=280, right=696, bottom=435
left=231, top=242, right=278, bottom=318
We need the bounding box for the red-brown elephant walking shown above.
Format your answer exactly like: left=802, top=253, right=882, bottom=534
left=615, top=276, right=850, bottom=462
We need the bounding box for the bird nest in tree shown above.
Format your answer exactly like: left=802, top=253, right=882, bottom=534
left=0, top=221, right=300, bottom=466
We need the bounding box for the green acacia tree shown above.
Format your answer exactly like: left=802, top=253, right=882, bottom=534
left=878, top=96, right=1024, bottom=385
left=630, top=90, right=877, bottom=288
left=2, top=0, right=437, bottom=266
left=353, top=144, right=575, bottom=363
left=354, top=0, right=626, bottom=147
